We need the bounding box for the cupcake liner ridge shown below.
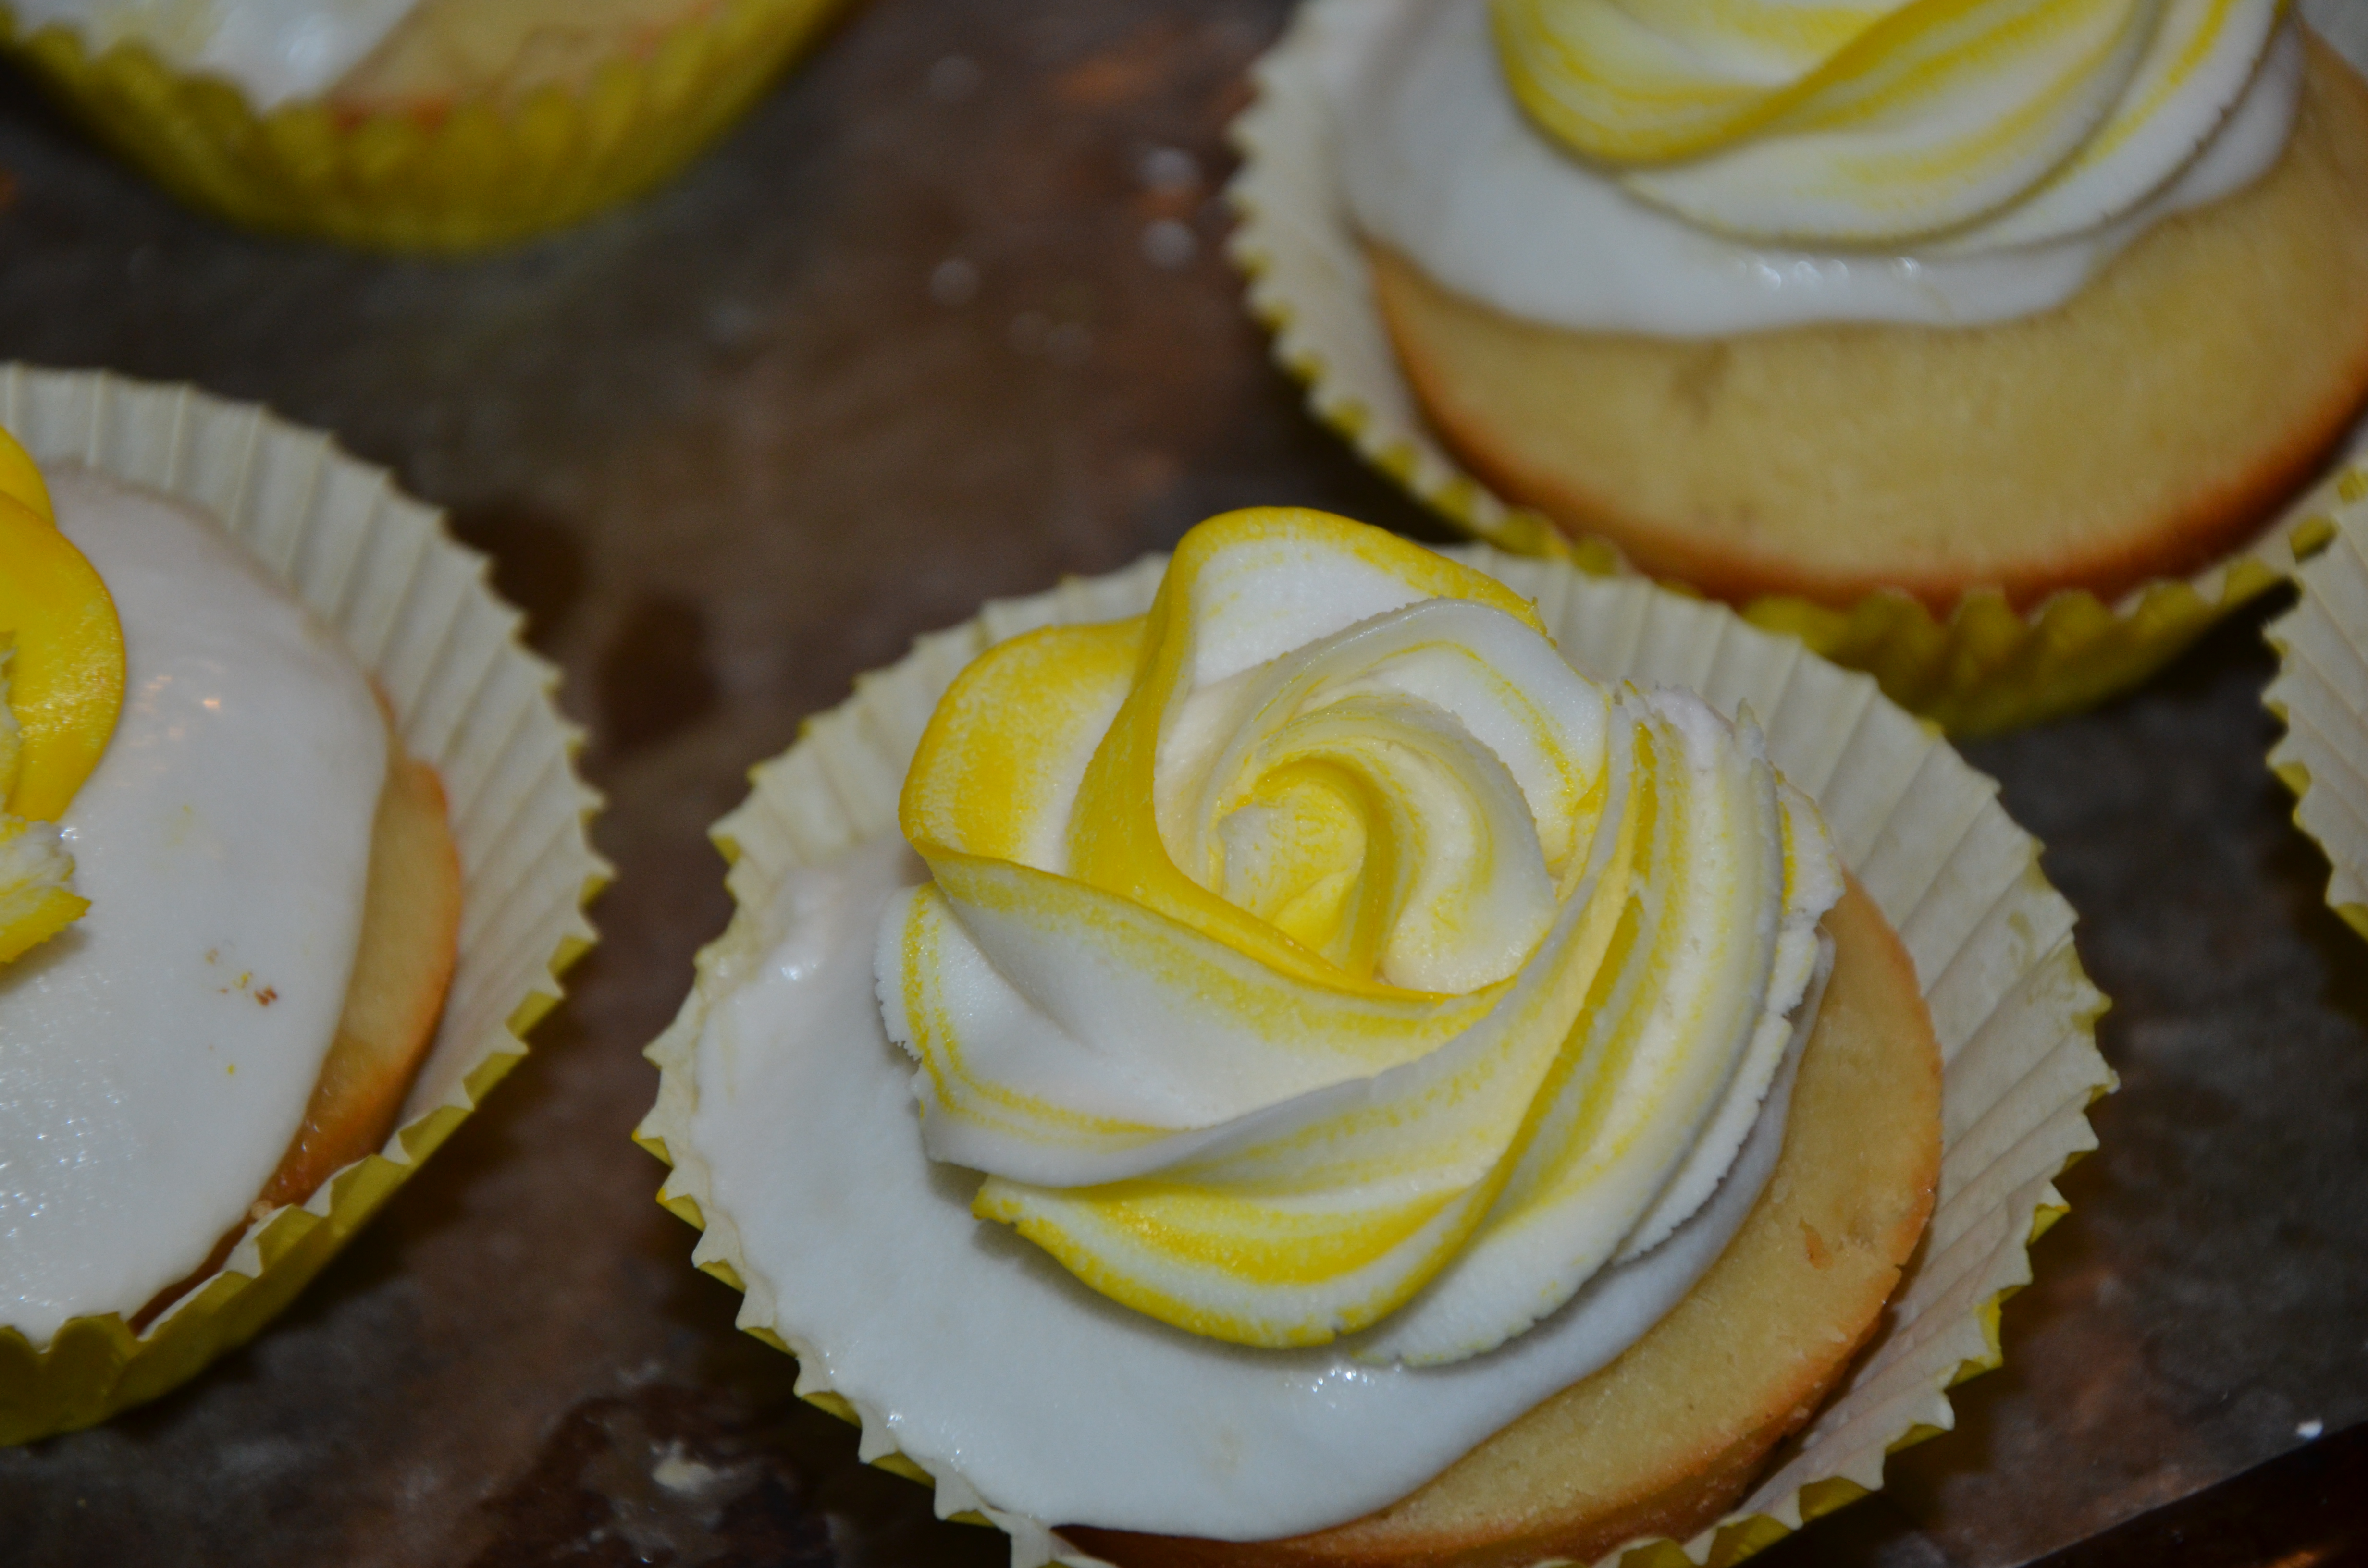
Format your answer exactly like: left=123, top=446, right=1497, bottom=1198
left=2266, top=455, right=2368, bottom=943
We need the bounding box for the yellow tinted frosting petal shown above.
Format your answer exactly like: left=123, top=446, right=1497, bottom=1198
left=0, top=494, right=126, bottom=823
left=902, top=619, right=1144, bottom=872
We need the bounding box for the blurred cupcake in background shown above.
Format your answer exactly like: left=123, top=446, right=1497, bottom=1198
left=0, top=0, right=852, bottom=250
left=1230, top=0, right=2368, bottom=734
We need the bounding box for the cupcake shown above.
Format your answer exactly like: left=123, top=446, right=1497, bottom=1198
left=641, top=509, right=2112, bottom=1566
left=0, top=367, right=604, bottom=1443
left=0, top=0, right=849, bottom=250
left=1230, top=0, right=2368, bottom=733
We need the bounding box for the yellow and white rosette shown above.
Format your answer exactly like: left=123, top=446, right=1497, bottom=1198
left=1225, top=0, right=2344, bottom=736
left=640, top=521, right=2114, bottom=1567
left=885, top=510, right=1837, bottom=1362
left=2268, top=462, right=2368, bottom=943
left=0, top=0, right=848, bottom=252
left=0, top=365, right=608, bottom=1443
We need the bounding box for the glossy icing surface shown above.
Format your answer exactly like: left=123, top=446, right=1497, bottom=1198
left=0, top=470, right=386, bottom=1343
left=695, top=834, right=1819, bottom=1543
left=1336, top=0, right=2306, bottom=335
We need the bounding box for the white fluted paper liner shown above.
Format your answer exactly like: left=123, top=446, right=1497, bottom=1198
left=0, top=365, right=608, bottom=1440
left=2267, top=461, right=2368, bottom=943
left=638, top=542, right=2113, bottom=1568
left=1224, top=0, right=2363, bottom=737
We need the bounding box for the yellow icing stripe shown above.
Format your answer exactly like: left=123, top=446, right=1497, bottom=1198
left=1497, top=0, right=2142, bottom=162
left=2043, top=0, right=2245, bottom=174
left=0, top=495, right=125, bottom=822
left=1615, top=0, right=1889, bottom=62
left=991, top=1181, right=1464, bottom=1292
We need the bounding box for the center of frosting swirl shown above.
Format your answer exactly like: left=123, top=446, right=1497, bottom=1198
left=1492, top=0, right=2284, bottom=246
left=877, top=510, right=1839, bottom=1365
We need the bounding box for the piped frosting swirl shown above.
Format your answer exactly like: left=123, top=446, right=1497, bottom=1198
left=878, top=510, right=1839, bottom=1364
left=1493, top=0, right=2286, bottom=247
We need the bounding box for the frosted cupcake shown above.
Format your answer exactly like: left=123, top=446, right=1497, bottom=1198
left=0, top=0, right=849, bottom=249
left=642, top=509, right=2112, bottom=1566
left=0, top=368, right=603, bottom=1441
left=1231, top=0, right=2368, bottom=732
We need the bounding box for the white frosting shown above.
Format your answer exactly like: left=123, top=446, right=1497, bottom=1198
left=692, top=833, right=1826, bottom=1541
left=0, top=470, right=387, bottom=1344
left=1335, top=0, right=2309, bottom=335
left=8, top=0, right=417, bottom=108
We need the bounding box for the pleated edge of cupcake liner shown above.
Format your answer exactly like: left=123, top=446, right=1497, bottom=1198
left=0, top=0, right=851, bottom=253
left=0, top=363, right=611, bottom=1439
left=633, top=541, right=2114, bottom=1568
left=2265, top=472, right=2368, bottom=943
left=1218, top=0, right=2346, bottom=737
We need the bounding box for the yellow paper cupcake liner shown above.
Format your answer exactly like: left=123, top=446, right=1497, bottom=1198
left=2267, top=461, right=2368, bottom=943
left=0, top=0, right=848, bottom=253
left=0, top=365, right=609, bottom=1445
left=1223, top=0, right=2347, bottom=738
left=636, top=545, right=2115, bottom=1568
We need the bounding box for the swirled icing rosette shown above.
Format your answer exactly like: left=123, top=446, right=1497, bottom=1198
left=882, top=510, right=1839, bottom=1363
left=1493, top=0, right=2283, bottom=247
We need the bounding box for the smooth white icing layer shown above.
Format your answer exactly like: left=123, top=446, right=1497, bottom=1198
left=10, top=0, right=416, bottom=108
left=1336, top=0, right=2308, bottom=335
left=0, top=469, right=386, bottom=1344
left=694, top=812, right=1825, bottom=1541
